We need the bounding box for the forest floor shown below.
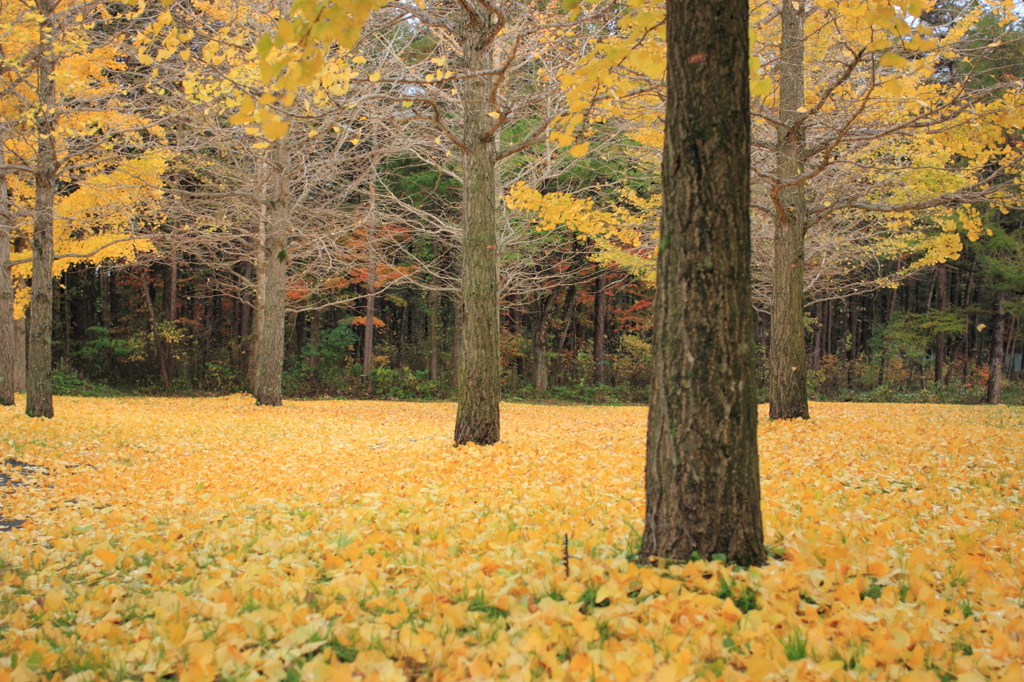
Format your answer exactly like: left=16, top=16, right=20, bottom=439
left=1, top=397, right=1022, bottom=682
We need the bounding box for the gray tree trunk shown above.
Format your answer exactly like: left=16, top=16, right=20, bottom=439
left=987, top=291, right=1006, bottom=405
left=253, top=144, right=289, bottom=406
left=769, top=0, right=809, bottom=420
left=454, top=5, right=501, bottom=446
left=26, top=0, right=58, bottom=418
left=531, top=291, right=558, bottom=393
left=935, top=263, right=947, bottom=384
left=0, top=131, right=15, bottom=406
left=641, top=0, right=765, bottom=566
left=593, top=274, right=607, bottom=384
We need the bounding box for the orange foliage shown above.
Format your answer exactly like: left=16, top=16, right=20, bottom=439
left=0, top=399, right=1022, bottom=681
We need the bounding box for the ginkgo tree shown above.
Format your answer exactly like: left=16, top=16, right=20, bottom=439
left=135, top=0, right=414, bottom=406
left=0, top=0, right=164, bottom=417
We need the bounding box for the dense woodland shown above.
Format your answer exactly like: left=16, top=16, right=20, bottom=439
left=2, top=0, right=1023, bottom=413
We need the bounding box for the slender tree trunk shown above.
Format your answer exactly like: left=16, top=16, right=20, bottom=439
left=531, top=291, right=559, bottom=393
left=454, top=7, right=501, bottom=446
left=168, top=252, right=178, bottom=322
left=0, top=131, right=15, bottom=405
left=140, top=267, right=170, bottom=389
left=26, top=0, right=58, bottom=418
left=295, top=310, right=306, bottom=362
left=935, top=263, right=947, bottom=384
left=452, top=295, right=463, bottom=390
left=309, top=309, right=320, bottom=372
left=769, top=0, right=809, bottom=420
left=428, top=289, right=439, bottom=382
left=362, top=221, right=376, bottom=389
left=641, top=0, right=764, bottom=566
left=987, top=291, right=1006, bottom=405
left=253, top=143, right=289, bottom=406
left=593, top=274, right=607, bottom=384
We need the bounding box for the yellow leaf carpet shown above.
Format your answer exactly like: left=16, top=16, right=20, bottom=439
left=1, top=397, right=1022, bottom=682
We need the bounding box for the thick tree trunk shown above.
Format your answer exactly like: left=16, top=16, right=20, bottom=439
left=935, top=263, right=947, bottom=384
left=0, top=133, right=15, bottom=406
left=641, top=0, right=765, bottom=566
left=253, top=144, right=289, bottom=406
left=987, top=291, right=1006, bottom=405
left=593, top=274, right=607, bottom=384
left=27, top=2, right=58, bottom=418
left=769, top=0, right=809, bottom=420
left=454, top=7, right=501, bottom=446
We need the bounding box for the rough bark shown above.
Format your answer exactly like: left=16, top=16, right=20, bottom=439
left=0, top=131, right=15, bottom=405
left=987, top=291, right=1005, bottom=405
left=641, top=0, right=765, bottom=566
left=454, top=5, right=501, bottom=446
left=769, top=0, right=809, bottom=420
left=253, top=144, right=289, bottom=406
left=593, top=274, right=607, bottom=384
left=26, top=0, right=58, bottom=418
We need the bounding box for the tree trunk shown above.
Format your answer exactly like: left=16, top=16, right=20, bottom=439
left=140, top=267, right=171, bottom=389
left=428, top=289, right=439, bottom=382
left=362, top=224, right=376, bottom=389
left=454, top=7, right=501, bottom=446
left=253, top=144, right=289, bottom=406
left=987, top=291, right=1006, bottom=405
left=0, top=130, right=15, bottom=406
left=309, top=309, right=320, bottom=372
left=641, top=0, right=765, bottom=566
left=769, top=0, right=809, bottom=420
left=168, top=252, right=178, bottom=322
left=531, top=291, right=559, bottom=394
left=452, top=295, right=463, bottom=390
left=26, top=0, right=58, bottom=419
left=935, top=263, right=947, bottom=384
left=593, top=274, right=607, bottom=384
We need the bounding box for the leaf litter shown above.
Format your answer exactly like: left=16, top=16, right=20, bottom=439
left=0, top=397, right=1022, bottom=682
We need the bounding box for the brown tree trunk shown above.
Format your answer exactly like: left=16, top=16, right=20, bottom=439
left=935, top=263, right=947, bottom=384
left=0, top=130, right=15, bottom=406
left=140, top=267, right=170, bottom=389
left=27, top=0, right=58, bottom=418
left=454, top=6, right=501, bottom=446
left=253, top=143, right=289, bottom=406
left=593, top=274, right=607, bottom=384
left=641, top=0, right=765, bottom=566
left=987, top=291, right=1006, bottom=405
left=769, top=0, right=809, bottom=420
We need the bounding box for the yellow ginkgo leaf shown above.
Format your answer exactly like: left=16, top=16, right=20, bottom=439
left=368, top=71, right=381, bottom=82
left=569, top=142, right=589, bottom=158
left=262, top=119, right=289, bottom=140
